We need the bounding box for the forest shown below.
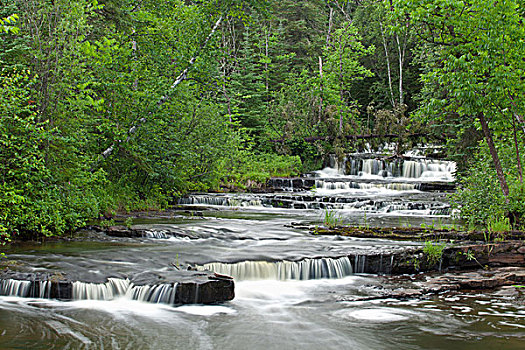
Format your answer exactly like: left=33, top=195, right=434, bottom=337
left=1, top=0, right=524, bottom=242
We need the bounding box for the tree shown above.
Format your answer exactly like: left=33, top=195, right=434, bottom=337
left=323, top=23, right=374, bottom=133
left=392, top=0, right=525, bottom=223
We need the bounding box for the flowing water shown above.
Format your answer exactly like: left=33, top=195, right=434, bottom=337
left=1, top=155, right=524, bottom=349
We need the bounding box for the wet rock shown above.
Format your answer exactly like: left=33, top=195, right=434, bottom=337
left=340, top=241, right=525, bottom=275
left=314, top=226, right=525, bottom=243
left=423, top=267, right=525, bottom=291
left=102, top=225, right=149, bottom=238
left=347, top=267, right=525, bottom=302
left=266, top=177, right=315, bottom=192
left=417, top=182, right=456, bottom=192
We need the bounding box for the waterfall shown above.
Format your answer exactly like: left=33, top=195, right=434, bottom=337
left=198, top=256, right=353, bottom=281
left=402, top=161, right=424, bottom=178
left=0, top=279, right=31, bottom=297
left=315, top=180, right=359, bottom=191
left=71, top=278, right=178, bottom=304
left=39, top=281, right=50, bottom=299
left=332, top=156, right=456, bottom=180
left=126, top=283, right=178, bottom=304
left=178, top=195, right=262, bottom=207
left=178, top=196, right=230, bottom=206
left=145, top=230, right=173, bottom=239
left=315, top=180, right=416, bottom=192
left=72, top=278, right=131, bottom=300
left=357, top=183, right=416, bottom=191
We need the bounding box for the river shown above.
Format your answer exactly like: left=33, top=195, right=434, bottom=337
left=1, top=155, right=524, bottom=349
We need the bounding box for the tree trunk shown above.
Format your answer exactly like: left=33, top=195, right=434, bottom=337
left=319, top=56, right=323, bottom=123
left=379, top=22, right=395, bottom=108
left=479, top=113, right=510, bottom=200
left=326, top=7, right=333, bottom=45
left=395, top=33, right=406, bottom=105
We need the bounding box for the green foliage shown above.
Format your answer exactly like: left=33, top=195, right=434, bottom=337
left=391, top=0, right=525, bottom=120
left=323, top=209, right=342, bottom=229
left=392, top=0, right=525, bottom=225
left=452, top=140, right=525, bottom=228
left=0, top=68, right=115, bottom=241
left=423, top=241, right=446, bottom=267
left=0, top=14, right=19, bottom=34
left=459, top=249, right=484, bottom=269
left=124, top=217, right=133, bottom=229
left=220, top=152, right=301, bottom=189
left=410, top=257, right=420, bottom=271
left=487, top=216, right=511, bottom=234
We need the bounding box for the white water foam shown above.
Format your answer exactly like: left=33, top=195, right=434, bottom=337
left=175, top=305, right=236, bottom=316
left=336, top=308, right=411, bottom=322
left=198, top=256, right=353, bottom=281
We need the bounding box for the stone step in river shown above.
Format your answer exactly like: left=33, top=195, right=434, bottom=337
left=267, top=177, right=456, bottom=192
left=178, top=192, right=451, bottom=215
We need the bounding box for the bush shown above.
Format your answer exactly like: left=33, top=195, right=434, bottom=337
left=452, top=141, right=525, bottom=229
left=219, top=151, right=302, bottom=189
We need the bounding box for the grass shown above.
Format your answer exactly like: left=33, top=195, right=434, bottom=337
left=323, top=209, right=342, bottom=229
left=423, top=240, right=446, bottom=266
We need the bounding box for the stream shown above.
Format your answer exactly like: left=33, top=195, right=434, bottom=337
left=1, top=155, right=524, bottom=349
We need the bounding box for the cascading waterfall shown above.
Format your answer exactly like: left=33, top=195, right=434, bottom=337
left=0, top=279, right=31, bottom=297
left=354, top=255, right=367, bottom=274
left=315, top=180, right=360, bottom=191
left=178, top=195, right=262, bottom=207
left=315, top=180, right=417, bottom=191
left=71, top=278, right=177, bottom=303
left=178, top=196, right=230, bottom=206
left=339, top=157, right=455, bottom=180
left=72, top=278, right=131, bottom=300
left=38, top=281, right=50, bottom=299
left=177, top=193, right=451, bottom=215
left=198, top=256, right=353, bottom=281
left=126, top=283, right=178, bottom=304
left=175, top=152, right=455, bottom=217
left=145, top=230, right=173, bottom=239
left=402, top=161, right=425, bottom=178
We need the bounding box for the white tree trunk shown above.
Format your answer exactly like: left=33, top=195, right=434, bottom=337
left=380, top=22, right=395, bottom=108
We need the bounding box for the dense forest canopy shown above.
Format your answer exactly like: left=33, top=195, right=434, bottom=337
left=0, top=0, right=524, bottom=241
